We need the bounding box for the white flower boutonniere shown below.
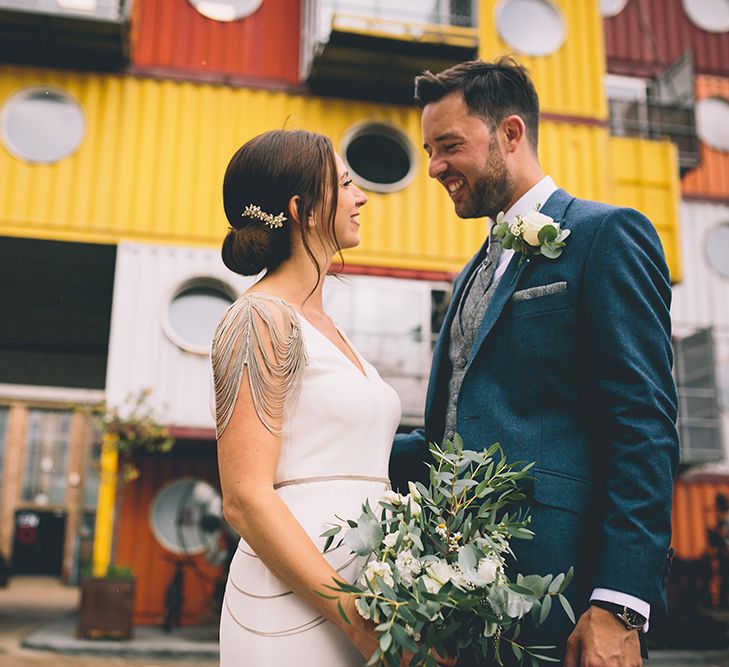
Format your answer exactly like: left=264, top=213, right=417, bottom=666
left=493, top=206, right=570, bottom=269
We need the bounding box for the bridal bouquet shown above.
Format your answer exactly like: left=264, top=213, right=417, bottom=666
left=321, top=436, right=574, bottom=667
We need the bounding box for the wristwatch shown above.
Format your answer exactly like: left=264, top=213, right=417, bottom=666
left=590, top=600, right=647, bottom=631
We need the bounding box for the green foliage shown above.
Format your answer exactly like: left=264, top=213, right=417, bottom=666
left=323, top=436, right=575, bottom=666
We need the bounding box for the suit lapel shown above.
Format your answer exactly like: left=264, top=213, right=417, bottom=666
left=465, top=189, right=574, bottom=371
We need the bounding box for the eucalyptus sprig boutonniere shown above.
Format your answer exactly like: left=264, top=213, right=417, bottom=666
left=492, top=206, right=570, bottom=269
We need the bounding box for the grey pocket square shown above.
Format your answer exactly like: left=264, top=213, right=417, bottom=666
left=512, top=281, right=568, bottom=302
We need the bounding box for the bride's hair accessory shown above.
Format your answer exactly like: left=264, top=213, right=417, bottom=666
left=242, top=203, right=287, bottom=229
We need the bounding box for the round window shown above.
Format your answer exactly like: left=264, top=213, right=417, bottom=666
left=682, top=0, right=729, bottom=33
left=341, top=123, right=417, bottom=194
left=163, top=278, right=236, bottom=355
left=696, top=97, right=729, bottom=153
left=706, top=223, right=729, bottom=279
left=187, top=0, right=263, bottom=21
left=495, top=0, right=566, bottom=56
left=150, top=479, right=223, bottom=556
left=1, top=86, right=85, bottom=163
left=600, top=0, right=628, bottom=18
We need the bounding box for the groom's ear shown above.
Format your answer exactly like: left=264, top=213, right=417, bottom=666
left=501, top=115, right=527, bottom=153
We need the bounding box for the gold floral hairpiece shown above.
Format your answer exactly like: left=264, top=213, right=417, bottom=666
left=242, top=204, right=287, bottom=229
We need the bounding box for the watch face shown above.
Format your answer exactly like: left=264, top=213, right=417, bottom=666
left=625, top=609, right=646, bottom=627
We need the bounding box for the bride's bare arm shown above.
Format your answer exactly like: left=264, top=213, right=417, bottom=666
left=217, top=372, right=379, bottom=656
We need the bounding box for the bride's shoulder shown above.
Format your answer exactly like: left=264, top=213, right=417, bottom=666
left=211, top=291, right=307, bottom=438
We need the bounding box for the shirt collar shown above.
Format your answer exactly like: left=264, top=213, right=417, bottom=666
left=502, top=175, right=558, bottom=222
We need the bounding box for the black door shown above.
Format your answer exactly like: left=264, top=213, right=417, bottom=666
left=12, top=509, right=66, bottom=575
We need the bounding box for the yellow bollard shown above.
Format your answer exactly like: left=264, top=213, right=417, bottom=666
left=91, top=433, right=119, bottom=578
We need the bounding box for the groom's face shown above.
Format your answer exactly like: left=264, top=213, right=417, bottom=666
left=422, top=91, right=514, bottom=220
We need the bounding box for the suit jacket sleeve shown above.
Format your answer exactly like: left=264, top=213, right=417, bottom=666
left=582, top=207, right=679, bottom=612
left=389, top=430, right=430, bottom=494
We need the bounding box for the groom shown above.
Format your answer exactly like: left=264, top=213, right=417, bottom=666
left=390, top=57, right=679, bottom=665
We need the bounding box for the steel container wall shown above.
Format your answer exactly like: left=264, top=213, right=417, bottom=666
left=609, top=136, right=682, bottom=282
left=106, top=243, right=253, bottom=431
left=115, top=453, right=222, bottom=625
left=681, top=76, right=729, bottom=203
left=671, top=201, right=729, bottom=335
left=673, top=475, right=729, bottom=560
left=131, top=0, right=300, bottom=83
left=0, top=66, right=643, bottom=274
left=479, top=0, right=607, bottom=120
left=604, top=0, right=729, bottom=78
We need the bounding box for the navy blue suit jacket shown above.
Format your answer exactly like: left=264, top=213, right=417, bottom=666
left=390, top=189, right=679, bottom=646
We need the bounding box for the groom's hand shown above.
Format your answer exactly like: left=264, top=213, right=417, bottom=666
left=563, top=606, right=641, bottom=667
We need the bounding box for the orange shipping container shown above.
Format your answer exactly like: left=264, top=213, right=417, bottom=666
left=672, top=474, right=729, bottom=561
left=682, top=76, right=729, bottom=202
left=131, top=0, right=301, bottom=84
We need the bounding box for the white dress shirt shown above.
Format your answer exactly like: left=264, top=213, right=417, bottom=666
left=488, top=175, right=650, bottom=629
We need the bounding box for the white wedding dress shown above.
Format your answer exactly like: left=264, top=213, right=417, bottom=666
left=211, top=293, right=401, bottom=666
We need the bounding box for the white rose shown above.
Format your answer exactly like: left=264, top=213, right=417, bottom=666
left=408, top=498, right=422, bottom=518
left=476, top=555, right=501, bottom=586
left=520, top=209, right=558, bottom=246
left=359, top=560, right=394, bottom=592
left=421, top=574, right=442, bottom=594
left=380, top=490, right=402, bottom=506
left=505, top=590, right=534, bottom=619
left=426, top=559, right=452, bottom=587
left=407, top=481, right=422, bottom=502
left=383, top=533, right=398, bottom=550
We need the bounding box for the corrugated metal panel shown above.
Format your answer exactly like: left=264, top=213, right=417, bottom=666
left=131, top=0, right=300, bottom=83
left=673, top=476, right=729, bottom=560
left=478, top=0, right=608, bottom=120
left=106, top=243, right=253, bottom=430
left=107, top=242, right=449, bottom=428
left=682, top=76, right=729, bottom=202
left=671, top=201, right=729, bottom=334
left=604, top=0, right=729, bottom=78
left=608, top=136, right=682, bottom=282
left=0, top=66, right=616, bottom=273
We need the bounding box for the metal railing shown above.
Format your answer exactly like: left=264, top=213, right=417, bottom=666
left=608, top=97, right=700, bottom=172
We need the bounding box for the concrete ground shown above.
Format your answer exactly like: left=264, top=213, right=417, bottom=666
left=3, top=576, right=729, bottom=665
left=0, top=576, right=218, bottom=666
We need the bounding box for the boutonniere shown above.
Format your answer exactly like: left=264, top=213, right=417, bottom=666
left=492, top=206, right=570, bottom=270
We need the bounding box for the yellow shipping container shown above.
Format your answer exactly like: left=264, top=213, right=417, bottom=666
left=0, top=66, right=678, bottom=276
left=479, top=0, right=607, bottom=121
left=608, top=136, right=682, bottom=283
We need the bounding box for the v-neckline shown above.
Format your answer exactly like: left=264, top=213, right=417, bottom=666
left=243, top=292, right=368, bottom=380
left=297, top=315, right=369, bottom=380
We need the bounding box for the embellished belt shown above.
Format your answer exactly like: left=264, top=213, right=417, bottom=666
left=273, top=474, right=390, bottom=490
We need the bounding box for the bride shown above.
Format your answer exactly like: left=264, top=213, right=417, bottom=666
left=212, top=129, right=454, bottom=666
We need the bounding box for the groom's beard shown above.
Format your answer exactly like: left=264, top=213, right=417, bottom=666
left=459, top=137, right=515, bottom=220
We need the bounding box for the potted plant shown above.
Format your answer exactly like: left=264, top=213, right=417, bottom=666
left=77, top=390, right=175, bottom=640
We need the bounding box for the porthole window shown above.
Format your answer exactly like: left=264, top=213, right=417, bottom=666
left=696, top=97, right=729, bottom=152
left=600, top=0, right=628, bottom=18
left=1, top=86, right=85, bottom=164
left=150, top=479, right=222, bottom=555
left=188, top=0, right=263, bottom=22
left=706, top=223, right=729, bottom=279
left=341, top=123, right=417, bottom=194
left=495, top=0, right=566, bottom=57
left=162, top=278, right=236, bottom=355
left=682, top=0, right=729, bottom=33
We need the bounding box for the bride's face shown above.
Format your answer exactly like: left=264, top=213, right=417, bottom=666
left=331, top=153, right=367, bottom=250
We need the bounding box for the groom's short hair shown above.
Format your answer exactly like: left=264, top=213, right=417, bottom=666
left=414, top=57, right=540, bottom=154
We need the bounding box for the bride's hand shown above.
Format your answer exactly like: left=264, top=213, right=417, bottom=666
left=342, top=598, right=456, bottom=666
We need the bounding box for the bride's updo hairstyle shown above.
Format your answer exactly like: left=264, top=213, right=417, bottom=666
left=222, top=129, right=340, bottom=281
